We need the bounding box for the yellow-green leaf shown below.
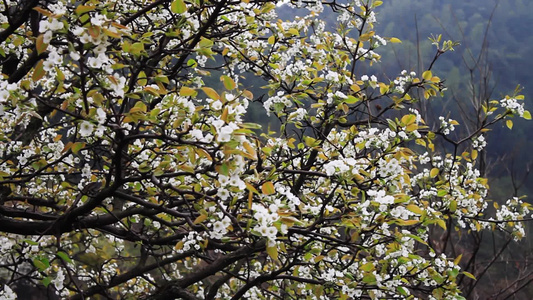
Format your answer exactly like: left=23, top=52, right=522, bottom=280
left=103, top=28, right=121, bottom=39
left=422, top=70, right=432, bottom=81
left=32, top=60, right=45, bottom=82
left=220, top=75, right=236, bottom=90
left=406, top=204, right=423, bottom=215
left=430, top=168, right=439, bottom=178
left=261, top=181, right=275, bottom=195
left=450, top=200, right=457, bottom=212
left=266, top=244, right=279, bottom=261
left=436, top=219, right=447, bottom=230
left=345, top=95, right=359, bottom=104
left=312, top=255, right=324, bottom=263
left=193, top=214, right=208, bottom=225
left=379, top=83, right=388, bottom=95
left=471, top=149, right=478, bottom=160
left=389, top=37, right=402, bottom=43
left=248, top=191, right=253, bottom=210
left=397, top=219, right=419, bottom=226
left=36, top=34, right=48, bottom=54
left=220, top=107, right=228, bottom=122
left=75, top=5, right=96, bottom=15
left=180, top=86, right=197, bottom=97
left=137, top=71, right=147, bottom=86
left=506, top=119, right=513, bottom=129
left=171, top=0, right=186, bottom=14
left=361, top=262, right=374, bottom=271
left=523, top=110, right=531, bottom=120
left=350, top=84, right=361, bottom=93
left=33, top=7, right=52, bottom=17
left=454, top=254, right=463, bottom=265
left=462, top=271, right=476, bottom=280
left=242, top=90, right=254, bottom=100
left=245, top=182, right=259, bottom=194
left=243, top=141, right=257, bottom=159
left=401, top=114, right=416, bottom=126
left=144, top=86, right=160, bottom=96
left=201, top=87, right=220, bottom=100
left=288, top=28, right=299, bottom=36
left=71, top=142, right=86, bottom=154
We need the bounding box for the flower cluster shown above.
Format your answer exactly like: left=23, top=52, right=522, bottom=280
left=393, top=70, right=417, bottom=94
left=439, top=116, right=456, bottom=135
left=492, top=197, right=531, bottom=240
left=252, top=203, right=280, bottom=245
left=472, top=134, right=487, bottom=151
left=500, top=97, right=525, bottom=117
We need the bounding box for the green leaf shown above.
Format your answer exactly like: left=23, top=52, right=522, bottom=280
left=137, top=161, right=151, bottom=173
left=303, top=136, right=318, bottom=147
left=523, top=110, right=531, bottom=120
left=506, top=119, right=513, bottom=129
left=42, top=276, right=51, bottom=287
left=449, top=200, right=457, bottom=212
left=33, top=257, right=50, bottom=271
left=406, top=233, right=428, bottom=245
left=56, top=251, right=72, bottom=263
left=397, top=286, right=408, bottom=296
left=241, top=122, right=262, bottom=130
left=430, top=168, right=439, bottom=178
left=154, top=75, right=169, bottom=84
left=218, top=163, right=229, bottom=176
left=362, top=274, right=376, bottom=284
left=171, top=0, right=187, bottom=14
left=345, top=95, right=359, bottom=104
left=187, top=58, right=198, bottom=68
left=437, top=190, right=447, bottom=197
left=361, top=262, right=374, bottom=271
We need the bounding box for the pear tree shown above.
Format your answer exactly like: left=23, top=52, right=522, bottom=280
left=0, top=0, right=530, bottom=299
